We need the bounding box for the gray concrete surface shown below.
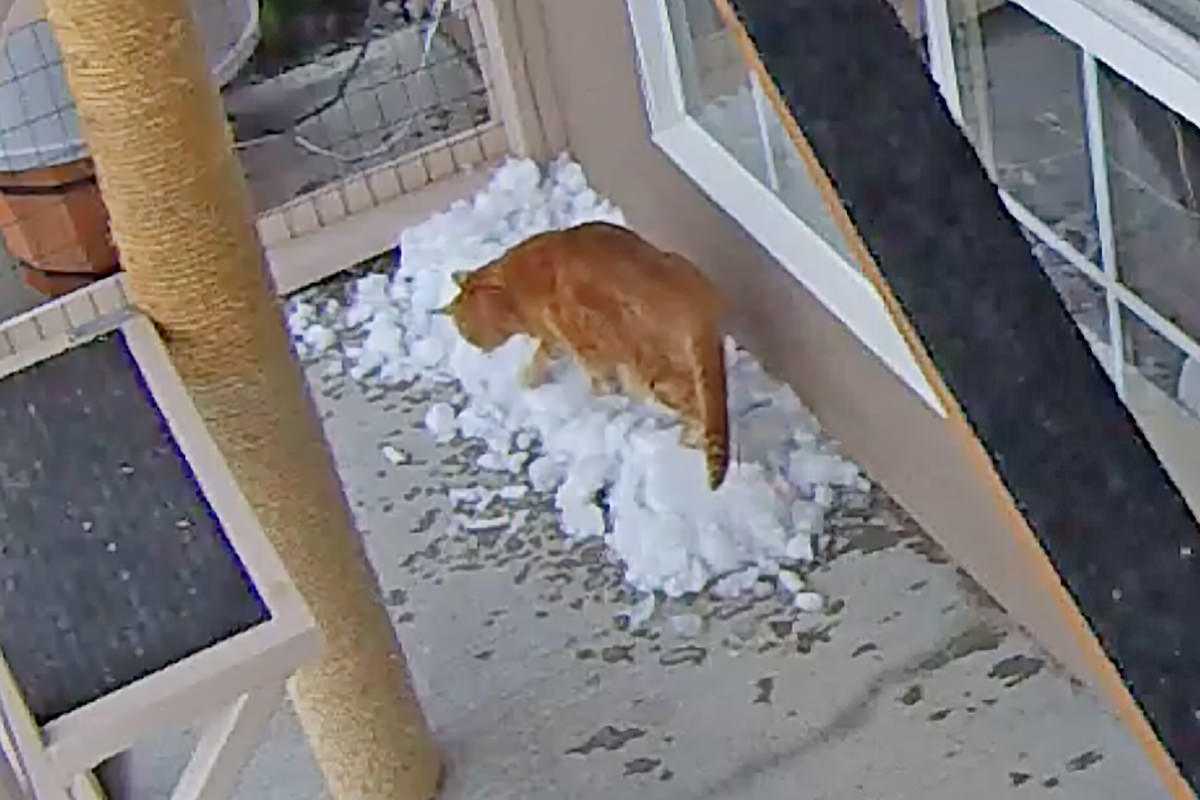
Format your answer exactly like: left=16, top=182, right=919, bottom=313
left=106, top=270, right=1172, bottom=799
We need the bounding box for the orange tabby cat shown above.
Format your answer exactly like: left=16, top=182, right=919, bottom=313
left=442, top=221, right=731, bottom=489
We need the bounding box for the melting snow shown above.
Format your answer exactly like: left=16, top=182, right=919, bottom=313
left=288, top=156, right=867, bottom=607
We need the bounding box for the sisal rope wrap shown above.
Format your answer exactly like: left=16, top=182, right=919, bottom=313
left=39, top=1, right=442, bottom=797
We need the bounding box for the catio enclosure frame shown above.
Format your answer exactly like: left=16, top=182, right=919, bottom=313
left=249, top=0, right=542, bottom=294
left=0, top=308, right=320, bottom=800
left=0, top=0, right=547, bottom=300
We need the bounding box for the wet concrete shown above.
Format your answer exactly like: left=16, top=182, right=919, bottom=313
left=109, top=275, right=1171, bottom=800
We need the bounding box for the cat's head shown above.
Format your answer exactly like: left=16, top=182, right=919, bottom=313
left=441, top=266, right=520, bottom=350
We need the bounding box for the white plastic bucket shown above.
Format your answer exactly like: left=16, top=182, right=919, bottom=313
left=0, top=0, right=259, bottom=172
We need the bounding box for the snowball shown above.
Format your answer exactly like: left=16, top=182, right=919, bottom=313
left=476, top=452, right=507, bottom=471
left=561, top=500, right=605, bottom=539
left=626, top=593, right=656, bottom=630
left=528, top=456, right=564, bottom=493
left=381, top=444, right=410, bottom=466
left=784, top=535, right=813, bottom=563
left=302, top=324, right=335, bottom=354
left=461, top=515, right=510, bottom=532
left=423, top=402, right=457, bottom=443
left=793, top=591, right=825, bottom=613
left=411, top=336, right=445, bottom=367
left=669, top=613, right=703, bottom=639
left=778, top=569, right=804, bottom=595
left=498, top=484, right=528, bottom=501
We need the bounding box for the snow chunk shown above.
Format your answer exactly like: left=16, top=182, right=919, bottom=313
left=424, top=402, right=457, bottom=443
left=305, top=155, right=867, bottom=603
left=793, top=592, right=825, bottom=613
left=625, top=594, right=657, bottom=630
left=669, top=613, right=703, bottom=639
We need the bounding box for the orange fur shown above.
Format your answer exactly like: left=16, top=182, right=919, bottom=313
left=444, top=222, right=730, bottom=489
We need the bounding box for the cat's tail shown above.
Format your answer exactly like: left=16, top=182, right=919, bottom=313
left=697, top=325, right=730, bottom=490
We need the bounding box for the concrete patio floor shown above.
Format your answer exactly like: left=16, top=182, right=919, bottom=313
left=104, top=270, right=1170, bottom=800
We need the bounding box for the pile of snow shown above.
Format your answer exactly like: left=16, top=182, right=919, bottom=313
left=289, top=156, right=866, bottom=606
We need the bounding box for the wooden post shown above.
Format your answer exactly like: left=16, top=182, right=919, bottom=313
left=39, top=1, right=442, bottom=799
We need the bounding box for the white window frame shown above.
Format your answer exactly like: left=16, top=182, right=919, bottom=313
left=922, top=0, right=1200, bottom=403
left=625, top=0, right=947, bottom=417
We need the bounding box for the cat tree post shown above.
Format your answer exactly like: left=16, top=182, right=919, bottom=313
left=39, top=1, right=443, bottom=799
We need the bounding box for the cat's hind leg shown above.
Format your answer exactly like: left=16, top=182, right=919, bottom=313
left=520, top=340, right=554, bottom=388
left=585, top=364, right=619, bottom=395
left=680, top=418, right=706, bottom=449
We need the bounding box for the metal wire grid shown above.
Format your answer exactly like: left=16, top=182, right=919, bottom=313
left=219, top=0, right=505, bottom=242
left=0, top=19, right=99, bottom=280
left=0, top=2, right=258, bottom=299
left=0, top=0, right=506, bottom=286
left=0, top=21, right=78, bottom=174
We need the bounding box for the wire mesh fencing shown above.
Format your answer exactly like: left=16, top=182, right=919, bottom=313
left=0, top=0, right=510, bottom=322
left=216, top=0, right=508, bottom=246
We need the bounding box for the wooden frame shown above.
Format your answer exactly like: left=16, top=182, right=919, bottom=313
left=474, top=0, right=556, bottom=160
left=0, top=311, right=321, bottom=800
left=249, top=0, right=550, bottom=296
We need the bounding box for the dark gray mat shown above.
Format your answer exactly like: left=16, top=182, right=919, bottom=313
left=0, top=332, right=269, bottom=725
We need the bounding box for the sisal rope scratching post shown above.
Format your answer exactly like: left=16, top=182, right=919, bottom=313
left=39, top=1, right=443, bottom=798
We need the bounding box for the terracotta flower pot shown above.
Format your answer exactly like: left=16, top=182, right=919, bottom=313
left=0, top=157, right=120, bottom=296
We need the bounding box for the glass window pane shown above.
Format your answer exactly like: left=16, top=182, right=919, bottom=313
left=1134, top=0, right=1200, bottom=39
left=665, top=0, right=859, bottom=268
left=1122, top=307, right=1198, bottom=421
left=665, top=0, right=770, bottom=184
left=1029, top=228, right=1111, bottom=345
left=1098, top=64, right=1200, bottom=345
left=758, top=90, right=860, bottom=267
left=949, top=1, right=1100, bottom=259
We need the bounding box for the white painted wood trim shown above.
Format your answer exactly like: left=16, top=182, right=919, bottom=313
left=169, top=683, right=286, bottom=800
left=624, top=0, right=689, bottom=131
left=654, top=120, right=946, bottom=415
left=121, top=314, right=312, bottom=634
left=0, top=653, right=69, bottom=800
left=0, top=740, right=26, bottom=800
left=266, top=158, right=500, bottom=295
left=67, top=772, right=105, bottom=800
left=1081, top=50, right=1127, bottom=399
left=923, top=0, right=965, bottom=120
left=474, top=0, right=544, bottom=158
left=43, top=619, right=314, bottom=778
left=1075, top=0, right=1200, bottom=79
left=1012, top=0, right=1200, bottom=130
left=1001, top=189, right=1200, bottom=369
